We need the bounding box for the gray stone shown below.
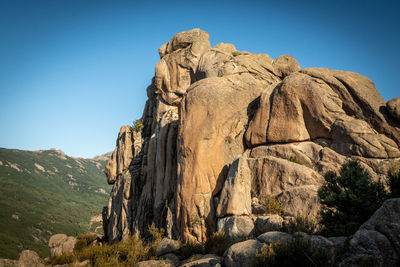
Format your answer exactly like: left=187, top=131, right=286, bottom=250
left=254, top=215, right=283, bottom=234
left=179, top=254, right=222, bottom=267
left=160, top=253, right=180, bottom=266
left=257, top=231, right=292, bottom=245
left=223, top=239, right=263, bottom=267
left=156, top=238, right=181, bottom=257
left=217, top=216, right=254, bottom=241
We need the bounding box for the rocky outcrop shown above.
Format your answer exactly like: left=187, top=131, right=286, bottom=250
left=0, top=250, right=44, bottom=267
left=48, top=234, right=76, bottom=258
left=103, top=29, right=400, bottom=245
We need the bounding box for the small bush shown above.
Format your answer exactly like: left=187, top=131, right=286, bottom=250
left=50, top=253, right=75, bottom=265
left=255, top=236, right=332, bottom=267
left=148, top=223, right=165, bottom=255
left=75, top=235, right=151, bottom=266
left=179, top=241, right=205, bottom=259
left=132, top=119, right=144, bottom=132
left=232, top=51, right=241, bottom=56
left=74, top=232, right=98, bottom=252
left=204, top=231, right=231, bottom=256
left=388, top=167, right=400, bottom=198
left=191, top=214, right=202, bottom=225
left=318, top=160, right=388, bottom=236
left=262, top=197, right=283, bottom=216
left=287, top=156, right=303, bottom=165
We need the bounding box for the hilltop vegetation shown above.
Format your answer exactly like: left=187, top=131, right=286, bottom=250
left=0, top=148, right=111, bottom=259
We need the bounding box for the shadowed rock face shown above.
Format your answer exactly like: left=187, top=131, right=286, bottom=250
left=103, top=29, right=400, bottom=244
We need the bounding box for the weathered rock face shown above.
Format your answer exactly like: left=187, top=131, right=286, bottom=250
left=103, top=29, right=400, bottom=244
left=155, top=29, right=211, bottom=105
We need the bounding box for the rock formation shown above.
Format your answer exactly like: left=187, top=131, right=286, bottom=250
left=103, top=29, right=400, bottom=244
left=48, top=234, right=76, bottom=258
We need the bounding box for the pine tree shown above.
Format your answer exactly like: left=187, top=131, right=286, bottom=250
left=318, top=160, right=388, bottom=236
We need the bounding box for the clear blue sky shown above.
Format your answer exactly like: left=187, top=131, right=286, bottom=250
left=0, top=0, right=399, bottom=158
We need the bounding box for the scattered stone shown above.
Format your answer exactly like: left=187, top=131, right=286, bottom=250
left=156, top=238, right=181, bottom=256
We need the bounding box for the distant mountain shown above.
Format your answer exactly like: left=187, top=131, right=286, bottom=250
left=0, top=147, right=111, bottom=259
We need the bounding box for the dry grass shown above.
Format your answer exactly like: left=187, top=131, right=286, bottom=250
left=262, top=197, right=283, bottom=216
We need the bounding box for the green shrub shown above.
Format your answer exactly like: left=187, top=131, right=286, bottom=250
left=132, top=119, right=144, bottom=132
left=255, top=236, right=332, bottom=267
left=232, top=51, right=241, bottom=56
left=191, top=214, right=202, bottom=225
left=318, top=160, right=388, bottom=236
left=388, top=167, right=400, bottom=198
left=287, top=156, right=303, bottom=165
left=262, top=196, right=283, bottom=215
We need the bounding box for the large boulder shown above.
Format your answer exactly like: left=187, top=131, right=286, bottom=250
left=257, top=231, right=292, bottom=244
left=223, top=239, right=263, bottom=267
left=156, top=238, right=181, bottom=257
left=217, top=216, right=255, bottom=241
left=339, top=198, right=400, bottom=266
left=155, top=29, right=211, bottom=105
left=48, top=234, right=76, bottom=258
left=179, top=254, right=222, bottom=267
left=253, top=215, right=283, bottom=234
left=0, top=250, right=44, bottom=267
left=387, top=97, right=400, bottom=121
left=18, top=250, right=44, bottom=267
left=245, top=70, right=400, bottom=158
